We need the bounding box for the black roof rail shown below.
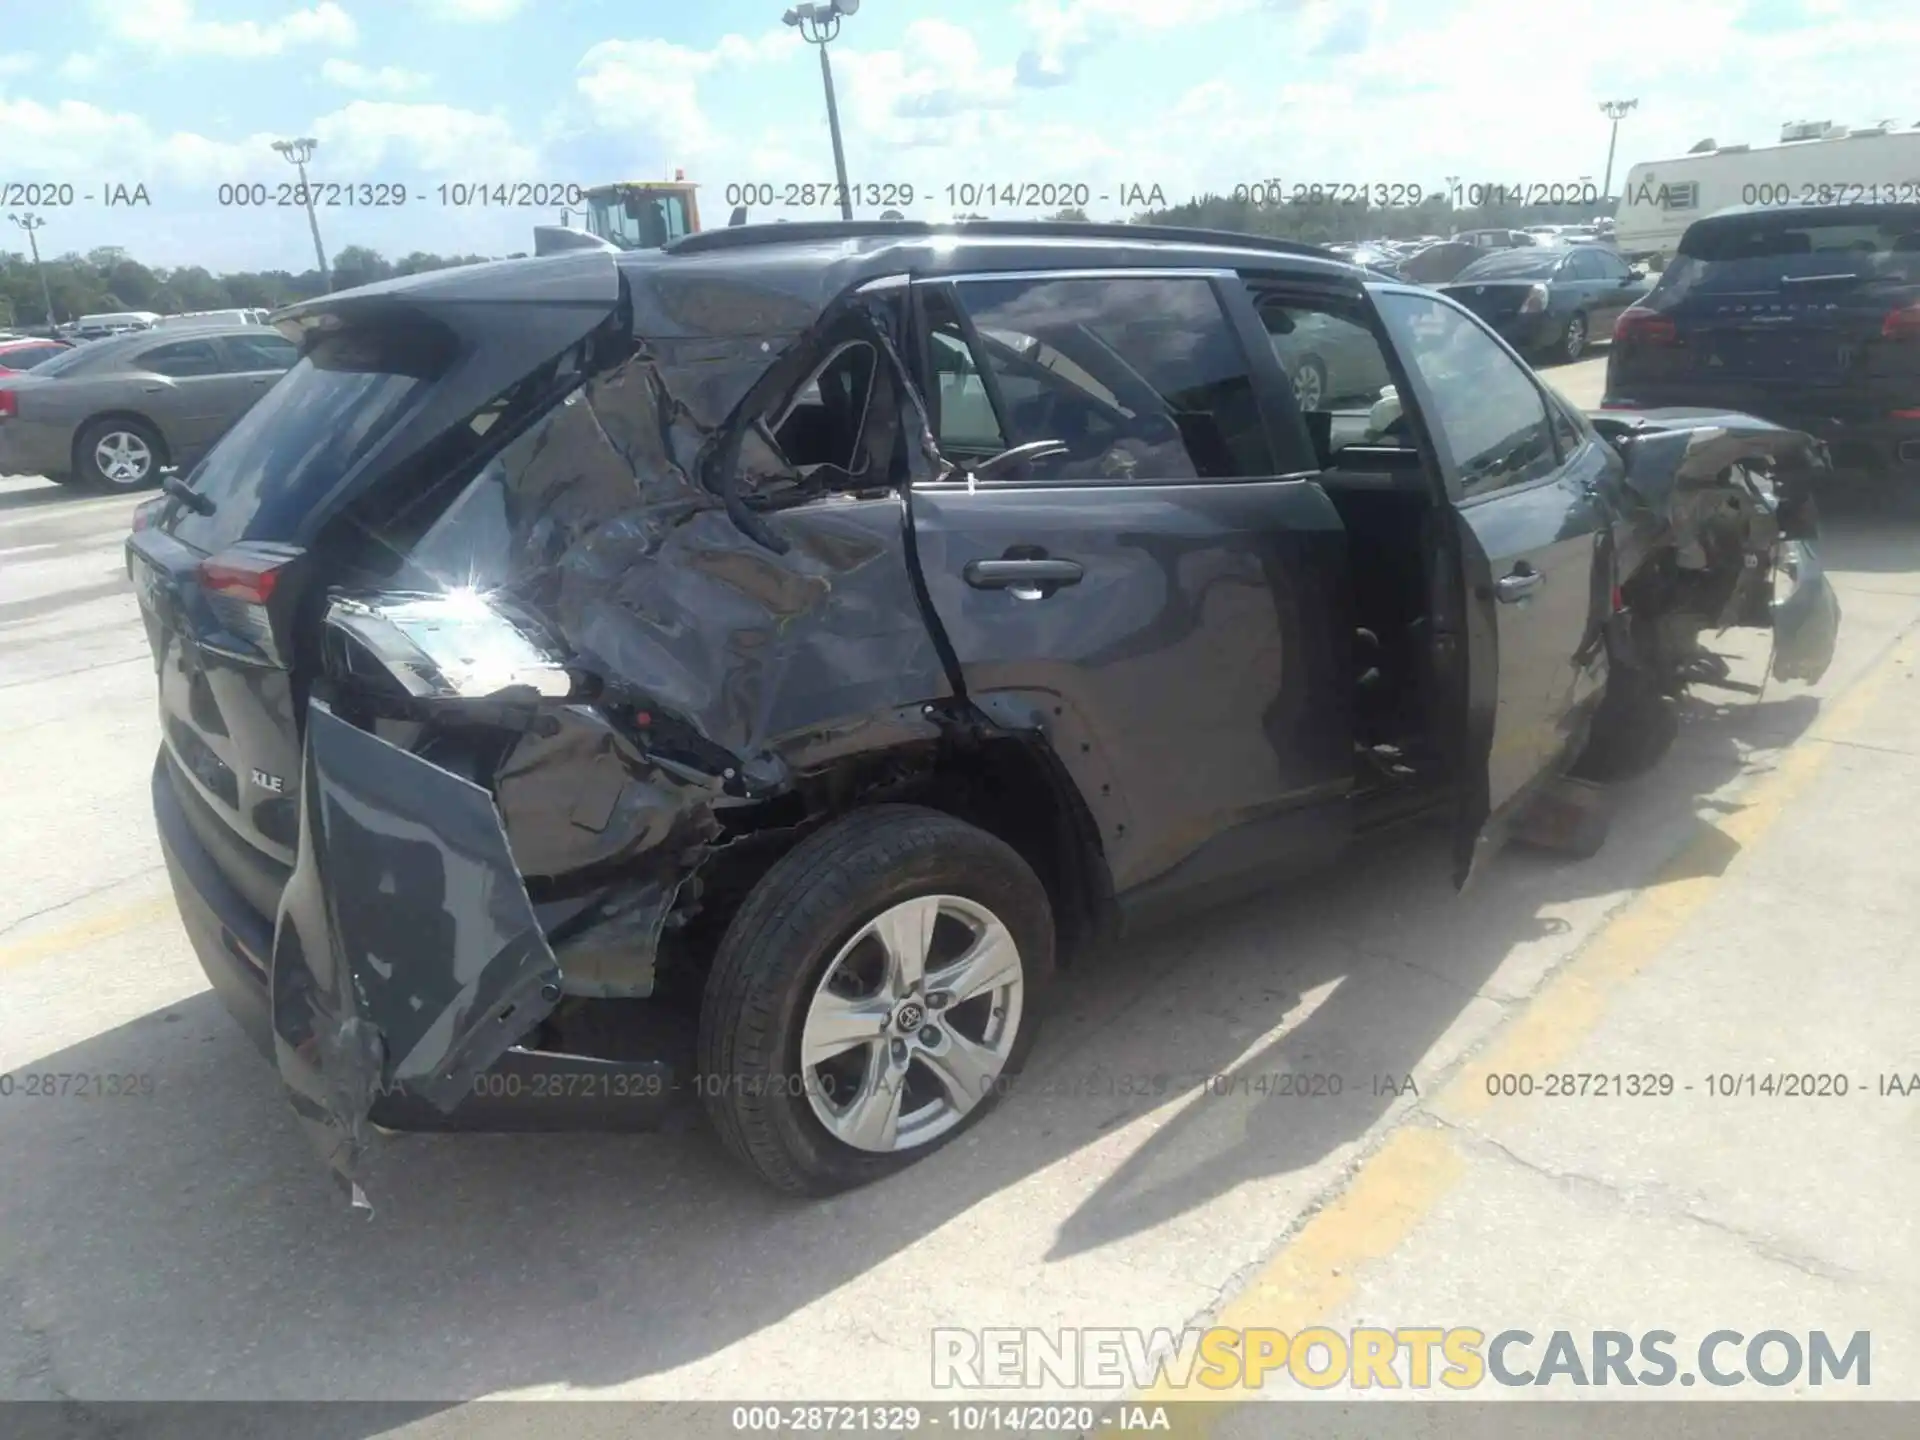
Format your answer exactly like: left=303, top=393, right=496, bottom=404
left=664, top=218, right=1344, bottom=262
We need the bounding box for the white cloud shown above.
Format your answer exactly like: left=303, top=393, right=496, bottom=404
left=1014, top=0, right=1255, bottom=85
left=93, top=0, right=356, bottom=59
left=834, top=20, right=1019, bottom=139
left=412, top=0, right=526, bottom=20
left=57, top=53, right=103, bottom=82
left=0, top=95, right=266, bottom=184
left=575, top=33, right=789, bottom=158
left=0, top=52, right=38, bottom=77
left=312, top=100, right=539, bottom=176
left=322, top=59, right=430, bottom=95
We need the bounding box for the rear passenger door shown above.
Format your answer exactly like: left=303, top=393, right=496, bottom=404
left=1583, top=247, right=1646, bottom=334
left=213, top=332, right=299, bottom=442
left=907, top=270, right=1355, bottom=919
left=132, top=338, right=254, bottom=461
left=1370, top=286, right=1613, bottom=887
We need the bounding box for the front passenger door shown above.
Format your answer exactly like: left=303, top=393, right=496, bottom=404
left=1371, top=287, right=1610, bottom=887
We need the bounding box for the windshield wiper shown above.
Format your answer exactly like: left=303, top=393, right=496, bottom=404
left=159, top=468, right=215, bottom=516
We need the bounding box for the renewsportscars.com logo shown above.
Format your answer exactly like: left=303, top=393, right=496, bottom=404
left=931, top=1326, right=1872, bottom=1391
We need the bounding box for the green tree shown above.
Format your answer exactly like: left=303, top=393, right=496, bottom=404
left=331, top=245, right=393, bottom=292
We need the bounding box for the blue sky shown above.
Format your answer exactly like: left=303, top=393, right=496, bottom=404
left=1, top=0, right=1914, bottom=273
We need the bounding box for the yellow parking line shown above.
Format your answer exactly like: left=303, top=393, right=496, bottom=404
left=0, top=895, right=175, bottom=972
left=1137, top=619, right=1919, bottom=1430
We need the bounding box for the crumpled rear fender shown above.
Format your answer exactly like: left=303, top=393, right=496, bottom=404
left=271, top=698, right=564, bottom=1198
left=1595, top=409, right=1841, bottom=684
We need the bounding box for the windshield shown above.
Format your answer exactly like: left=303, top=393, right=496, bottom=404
left=1454, top=249, right=1566, bottom=281
left=587, top=189, right=692, bottom=249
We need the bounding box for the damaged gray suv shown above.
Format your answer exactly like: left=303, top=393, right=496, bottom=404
left=128, top=220, right=1841, bottom=1204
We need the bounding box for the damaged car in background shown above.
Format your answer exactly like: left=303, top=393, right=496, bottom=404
left=126, top=220, right=1840, bottom=1205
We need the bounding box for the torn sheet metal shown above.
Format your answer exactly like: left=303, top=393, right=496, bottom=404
left=1601, top=408, right=1826, bottom=510
left=271, top=699, right=564, bottom=1190
left=1598, top=408, right=1842, bottom=685
left=397, top=296, right=949, bottom=766
left=1771, top=539, right=1841, bottom=684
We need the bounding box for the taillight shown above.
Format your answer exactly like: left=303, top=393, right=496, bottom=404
left=1519, top=283, right=1549, bottom=314
left=131, top=498, right=165, bottom=531
left=198, top=554, right=286, bottom=604
left=1882, top=305, right=1920, bottom=341
left=196, top=543, right=303, bottom=662
left=0, top=388, right=15, bottom=419
left=1614, top=307, right=1677, bottom=346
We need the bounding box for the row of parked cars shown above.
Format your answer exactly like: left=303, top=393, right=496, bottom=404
left=110, top=209, right=1872, bottom=1207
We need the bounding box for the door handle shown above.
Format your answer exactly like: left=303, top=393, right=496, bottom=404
left=1495, top=567, right=1543, bottom=603
left=141, top=384, right=165, bottom=393
left=964, top=557, right=1084, bottom=598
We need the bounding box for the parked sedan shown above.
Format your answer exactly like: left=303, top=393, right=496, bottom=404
left=1438, top=244, right=1652, bottom=362
left=0, top=325, right=298, bottom=490
left=1269, top=305, right=1395, bottom=408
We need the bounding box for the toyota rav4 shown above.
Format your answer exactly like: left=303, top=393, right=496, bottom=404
left=127, top=220, right=1841, bottom=1205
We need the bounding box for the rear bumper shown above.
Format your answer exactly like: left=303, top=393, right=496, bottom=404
left=0, top=420, right=70, bottom=478
left=151, top=748, right=690, bottom=1139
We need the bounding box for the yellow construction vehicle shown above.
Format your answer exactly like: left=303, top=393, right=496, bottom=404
left=533, top=171, right=754, bottom=256
left=578, top=174, right=702, bottom=249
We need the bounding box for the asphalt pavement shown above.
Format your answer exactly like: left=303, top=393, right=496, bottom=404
left=5, top=354, right=1919, bottom=1432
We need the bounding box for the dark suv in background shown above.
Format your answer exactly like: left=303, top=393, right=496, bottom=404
left=1605, top=202, right=1920, bottom=481
left=127, top=221, right=1838, bottom=1205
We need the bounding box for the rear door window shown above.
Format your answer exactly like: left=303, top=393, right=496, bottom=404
left=138, top=339, right=225, bottom=377
left=220, top=333, right=299, bottom=372
left=162, top=327, right=453, bottom=554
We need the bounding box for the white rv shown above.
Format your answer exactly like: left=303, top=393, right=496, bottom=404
left=1614, top=121, right=1920, bottom=261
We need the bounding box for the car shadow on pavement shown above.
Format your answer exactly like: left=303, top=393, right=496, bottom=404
left=0, top=482, right=104, bottom=513
left=1047, top=687, right=1819, bottom=1260
left=0, top=690, right=1820, bottom=1411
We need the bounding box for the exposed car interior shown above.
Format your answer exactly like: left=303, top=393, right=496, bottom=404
left=1255, top=294, right=1440, bottom=786
left=743, top=277, right=1459, bottom=807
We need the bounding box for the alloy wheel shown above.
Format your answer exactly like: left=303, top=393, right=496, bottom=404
left=1563, top=314, right=1587, bottom=362
left=800, top=893, right=1025, bottom=1153
left=1291, top=358, right=1326, bottom=411
left=93, top=431, right=153, bottom=486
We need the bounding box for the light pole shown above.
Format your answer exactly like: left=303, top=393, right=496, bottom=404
left=271, top=137, right=331, bottom=291
left=783, top=0, right=858, bottom=220
left=7, top=212, right=58, bottom=330
left=1599, top=99, right=1639, bottom=202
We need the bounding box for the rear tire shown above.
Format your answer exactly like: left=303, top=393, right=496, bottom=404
left=697, top=804, right=1054, bottom=1195
left=1554, top=312, right=1589, bottom=364
left=72, top=417, right=165, bottom=493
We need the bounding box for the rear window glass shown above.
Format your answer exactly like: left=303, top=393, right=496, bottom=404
left=30, top=344, right=103, bottom=377
left=1663, top=215, right=1920, bottom=295
left=1454, top=250, right=1566, bottom=281
left=163, top=328, right=452, bottom=553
